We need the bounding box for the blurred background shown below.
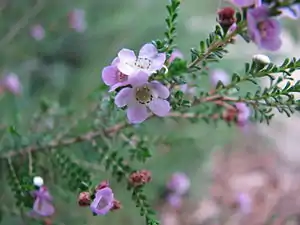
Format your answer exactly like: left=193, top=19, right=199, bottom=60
left=0, top=0, right=300, bottom=224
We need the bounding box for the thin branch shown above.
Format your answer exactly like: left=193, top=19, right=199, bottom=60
left=0, top=0, right=45, bottom=49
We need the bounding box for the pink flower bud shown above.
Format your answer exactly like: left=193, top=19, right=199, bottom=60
left=30, top=24, right=45, bottom=41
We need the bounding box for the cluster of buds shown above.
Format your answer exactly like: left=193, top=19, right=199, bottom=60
left=129, top=170, right=152, bottom=187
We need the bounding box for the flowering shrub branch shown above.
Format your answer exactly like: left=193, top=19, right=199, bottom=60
left=1, top=0, right=300, bottom=224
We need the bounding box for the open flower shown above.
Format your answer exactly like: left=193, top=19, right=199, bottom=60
left=247, top=5, right=282, bottom=51
left=235, top=102, right=251, bottom=126
left=68, top=8, right=87, bottom=33
left=0, top=73, right=21, bottom=95
left=166, top=172, right=190, bottom=195
left=117, top=43, right=166, bottom=76
left=90, top=187, right=114, bottom=215
left=210, top=69, right=229, bottom=88
left=31, top=186, right=55, bottom=217
left=102, top=57, right=130, bottom=91
left=114, top=71, right=171, bottom=124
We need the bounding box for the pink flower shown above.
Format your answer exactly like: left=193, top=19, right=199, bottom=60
left=231, top=0, right=261, bottom=7
left=30, top=24, right=45, bottom=41
left=167, top=172, right=190, bottom=195
left=166, top=194, right=182, bottom=208
left=31, top=186, right=55, bottom=217
left=68, top=9, right=87, bottom=33
left=237, top=193, right=252, bottom=214
left=279, top=4, right=300, bottom=20
left=235, top=102, right=251, bottom=126
left=102, top=57, right=130, bottom=91
left=168, top=49, right=184, bottom=63
left=0, top=73, right=21, bottom=95
left=117, top=43, right=166, bottom=76
left=210, top=69, right=229, bottom=87
left=179, top=84, right=196, bottom=95
left=90, top=187, right=114, bottom=215
left=114, top=71, right=171, bottom=124
left=247, top=5, right=282, bottom=51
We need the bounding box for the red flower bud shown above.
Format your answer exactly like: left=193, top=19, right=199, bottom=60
left=78, top=192, right=91, bottom=206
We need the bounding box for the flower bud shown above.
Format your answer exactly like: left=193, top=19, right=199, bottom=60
left=78, top=192, right=91, bottom=206
left=110, top=199, right=122, bottom=211
left=217, top=7, right=236, bottom=31
left=129, top=170, right=151, bottom=187
left=252, top=54, right=271, bottom=70
left=33, top=176, right=44, bottom=187
left=95, top=180, right=110, bottom=191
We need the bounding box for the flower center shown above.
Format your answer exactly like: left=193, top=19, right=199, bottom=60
left=135, top=85, right=153, bottom=104
left=117, top=71, right=128, bottom=82
left=257, top=21, right=269, bottom=38
left=97, top=197, right=108, bottom=210
left=134, top=57, right=152, bottom=69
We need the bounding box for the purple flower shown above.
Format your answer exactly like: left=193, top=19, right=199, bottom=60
left=31, top=186, right=55, bottom=217
left=179, top=84, right=196, bottom=95
left=166, top=194, right=182, bottom=208
left=68, top=9, right=87, bottom=33
left=114, top=71, right=171, bottom=124
left=166, top=172, right=190, bottom=195
left=30, top=24, right=45, bottom=41
left=102, top=57, right=131, bottom=91
left=231, top=0, right=261, bottom=7
left=247, top=5, right=282, bottom=51
left=237, top=192, right=252, bottom=214
left=210, top=69, right=229, bottom=87
left=0, top=73, right=21, bottom=95
left=235, top=102, right=251, bottom=126
left=279, top=4, right=300, bottom=20
left=117, top=43, right=166, bottom=76
left=168, top=49, right=184, bottom=63
left=90, top=187, right=114, bottom=215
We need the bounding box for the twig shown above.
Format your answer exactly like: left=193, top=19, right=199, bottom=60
left=0, top=0, right=45, bottom=49
left=187, top=21, right=246, bottom=69
left=1, top=122, right=127, bottom=158
left=0, top=94, right=241, bottom=158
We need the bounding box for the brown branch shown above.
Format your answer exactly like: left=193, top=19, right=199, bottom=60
left=0, top=95, right=237, bottom=159
left=1, top=122, right=127, bottom=158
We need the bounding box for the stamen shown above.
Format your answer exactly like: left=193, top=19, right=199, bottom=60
left=134, top=57, right=152, bottom=69
left=135, top=85, right=153, bottom=104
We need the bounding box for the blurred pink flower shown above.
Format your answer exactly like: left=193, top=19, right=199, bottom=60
left=237, top=192, right=252, bottom=214
left=235, top=102, right=251, bottom=127
left=167, top=194, right=182, bottom=208
left=168, top=49, right=184, bottom=63
left=231, top=0, right=261, bottom=7
left=279, top=4, right=300, bottom=20
left=68, top=9, right=87, bottom=33
left=31, top=186, right=55, bottom=217
left=179, top=84, right=196, bottom=95
left=0, top=73, right=22, bottom=95
left=30, top=24, right=45, bottom=41
left=210, top=69, right=229, bottom=88
left=167, top=172, right=190, bottom=195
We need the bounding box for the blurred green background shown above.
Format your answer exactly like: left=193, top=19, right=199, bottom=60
left=0, top=0, right=300, bottom=224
